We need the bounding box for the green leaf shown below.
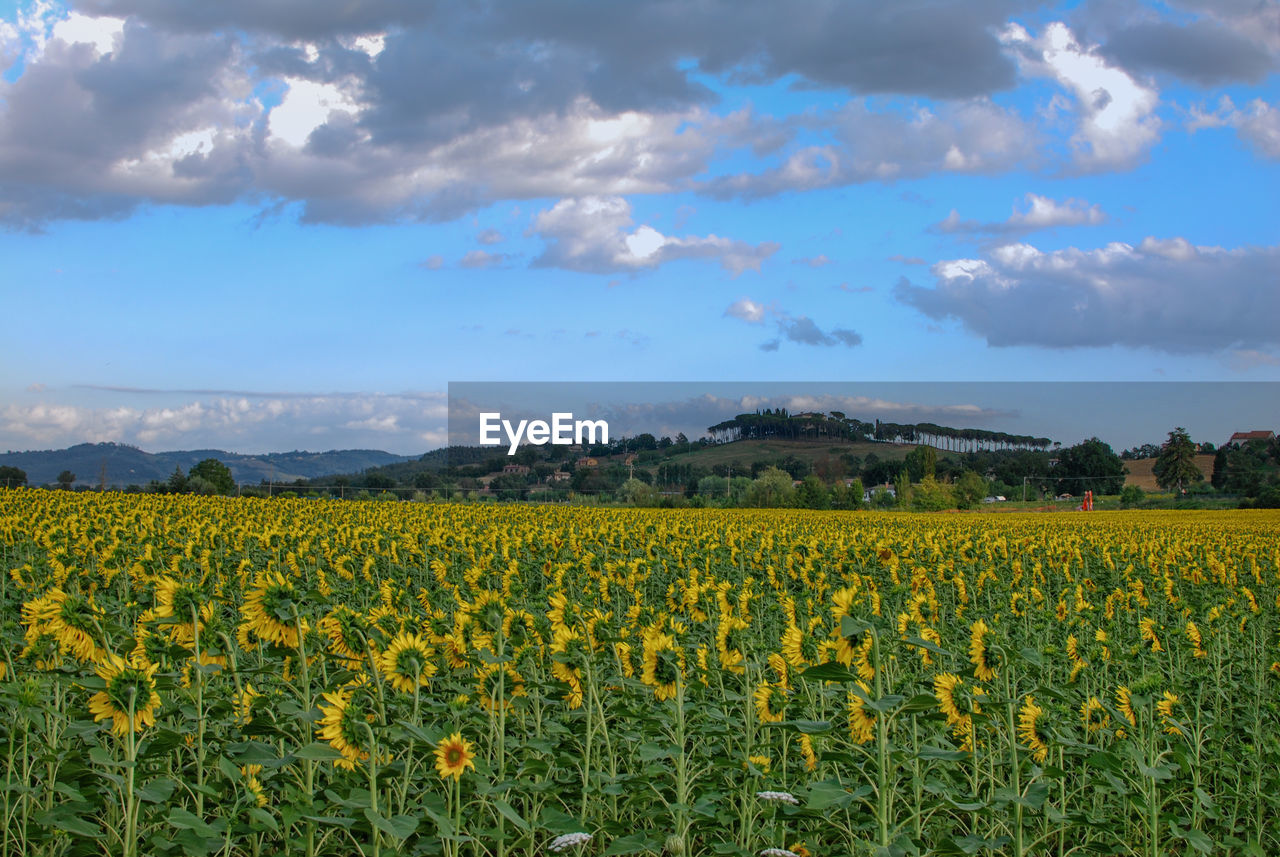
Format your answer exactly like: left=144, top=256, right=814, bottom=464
left=44, top=812, right=104, bottom=839
left=805, top=781, right=854, bottom=810
left=248, top=808, right=278, bottom=832
left=902, top=693, right=942, bottom=712
left=136, top=778, right=177, bottom=804
left=840, top=615, right=874, bottom=638
left=799, top=663, right=860, bottom=683
left=293, top=742, right=344, bottom=762
left=363, top=808, right=418, bottom=840
left=765, top=719, right=834, bottom=734
left=901, top=636, right=955, bottom=659
left=604, top=832, right=657, bottom=855
left=492, top=799, right=529, bottom=832
left=168, top=808, right=216, bottom=839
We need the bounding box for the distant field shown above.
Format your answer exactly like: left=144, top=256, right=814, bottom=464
left=1124, top=454, right=1215, bottom=490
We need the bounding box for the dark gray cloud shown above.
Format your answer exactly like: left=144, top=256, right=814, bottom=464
left=77, top=0, right=436, bottom=40
left=896, top=238, right=1280, bottom=353
left=1100, top=20, right=1275, bottom=85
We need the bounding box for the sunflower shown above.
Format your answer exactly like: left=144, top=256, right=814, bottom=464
left=614, top=641, right=635, bottom=678
left=1185, top=621, right=1206, bottom=658
left=1157, top=690, right=1181, bottom=736
left=88, top=653, right=161, bottom=738
left=26, top=588, right=106, bottom=663
left=847, top=683, right=875, bottom=745
left=1018, top=695, right=1049, bottom=762
left=797, top=734, right=818, bottom=773
left=1115, top=686, right=1137, bottom=736
left=240, top=764, right=268, bottom=808
left=315, top=677, right=377, bottom=770
left=241, top=572, right=300, bottom=648
left=780, top=624, right=809, bottom=669
left=153, top=577, right=211, bottom=644
left=474, top=662, right=526, bottom=713
left=550, top=626, right=586, bottom=709
left=641, top=630, right=682, bottom=702
left=1080, top=696, right=1109, bottom=735
left=968, top=619, right=997, bottom=682
left=1139, top=617, right=1163, bottom=653
left=716, top=616, right=749, bottom=674
left=502, top=608, right=542, bottom=655
left=379, top=632, right=437, bottom=693
left=767, top=652, right=789, bottom=689
left=318, top=605, right=370, bottom=666
left=434, top=732, right=476, bottom=780
left=753, top=681, right=787, bottom=724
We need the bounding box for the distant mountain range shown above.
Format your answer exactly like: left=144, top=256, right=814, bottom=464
left=0, top=442, right=414, bottom=487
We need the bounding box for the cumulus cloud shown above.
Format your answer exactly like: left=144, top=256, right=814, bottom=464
left=707, top=99, right=1035, bottom=197
left=1187, top=96, right=1280, bottom=159
left=895, top=238, right=1280, bottom=353
left=459, top=249, right=510, bottom=269
left=1002, top=21, right=1161, bottom=171
left=531, top=196, right=778, bottom=275
left=723, top=298, right=861, bottom=350
left=932, top=193, right=1107, bottom=235
left=0, top=391, right=447, bottom=453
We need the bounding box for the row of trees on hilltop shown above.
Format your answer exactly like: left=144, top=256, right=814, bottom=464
left=703, top=409, right=1055, bottom=453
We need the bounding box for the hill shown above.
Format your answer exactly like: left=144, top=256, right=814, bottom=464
left=1123, top=455, right=1215, bottom=491
left=0, top=443, right=413, bottom=487
left=654, top=438, right=915, bottom=471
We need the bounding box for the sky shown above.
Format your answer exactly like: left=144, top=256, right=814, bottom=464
left=1, top=0, right=1278, bottom=455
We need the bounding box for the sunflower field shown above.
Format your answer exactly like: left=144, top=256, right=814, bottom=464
left=1, top=489, right=1278, bottom=856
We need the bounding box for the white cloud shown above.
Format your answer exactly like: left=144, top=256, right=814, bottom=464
left=723, top=298, right=861, bottom=349
left=1003, top=22, right=1161, bottom=171
left=531, top=196, right=778, bottom=275
left=0, top=392, right=447, bottom=453
left=897, top=238, right=1280, bottom=353
left=934, top=193, right=1107, bottom=235
left=725, top=298, right=768, bottom=323
left=1188, top=96, right=1280, bottom=159
left=51, top=12, right=124, bottom=55
left=268, top=77, right=363, bottom=148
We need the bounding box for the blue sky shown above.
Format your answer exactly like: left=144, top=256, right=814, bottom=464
left=1, top=0, right=1278, bottom=454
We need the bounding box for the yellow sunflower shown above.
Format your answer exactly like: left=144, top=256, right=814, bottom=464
left=241, top=571, right=300, bottom=648
left=1018, top=695, right=1049, bottom=762
left=641, top=629, right=683, bottom=702
left=434, top=732, right=476, bottom=780
left=753, top=681, right=787, bottom=724
left=474, top=662, right=526, bottom=713
left=315, top=677, right=377, bottom=770
left=379, top=632, right=437, bottom=693
left=88, top=653, right=161, bottom=738
left=968, top=619, right=997, bottom=682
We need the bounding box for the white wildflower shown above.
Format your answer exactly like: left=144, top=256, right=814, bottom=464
left=549, top=832, right=593, bottom=853
left=755, top=790, right=800, bottom=805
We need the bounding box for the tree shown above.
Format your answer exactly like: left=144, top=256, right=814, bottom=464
left=953, top=470, right=987, bottom=510
left=910, top=476, right=953, bottom=511
left=1055, top=438, right=1126, bottom=496
left=795, top=475, right=831, bottom=510
left=167, top=466, right=188, bottom=494
left=904, top=445, right=937, bottom=482
left=1153, top=427, right=1203, bottom=493
left=57, top=470, right=76, bottom=490
left=746, top=467, right=795, bottom=508
left=0, top=465, right=27, bottom=488
left=189, top=458, right=235, bottom=495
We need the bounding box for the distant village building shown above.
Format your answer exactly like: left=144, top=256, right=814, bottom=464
left=576, top=457, right=599, bottom=469
left=548, top=470, right=571, bottom=483
left=502, top=464, right=531, bottom=476
left=1225, top=430, right=1275, bottom=447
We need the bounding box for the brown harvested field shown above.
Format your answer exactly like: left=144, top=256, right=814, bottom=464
left=1124, top=454, right=1215, bottom=490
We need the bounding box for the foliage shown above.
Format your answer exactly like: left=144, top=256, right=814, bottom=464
left=2, top=492, right=1278, bottom=856
left=1054, top=437, right=1126, bottom=496
left=189, top=459, right=236, bottom=496
left=1153, top=428, right=1204, bottom=493
left=908, top=475, right=952, bottom=511
left=952, top=470, right=987, bottom=510
left=0, top=465, right=27, bottom=487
